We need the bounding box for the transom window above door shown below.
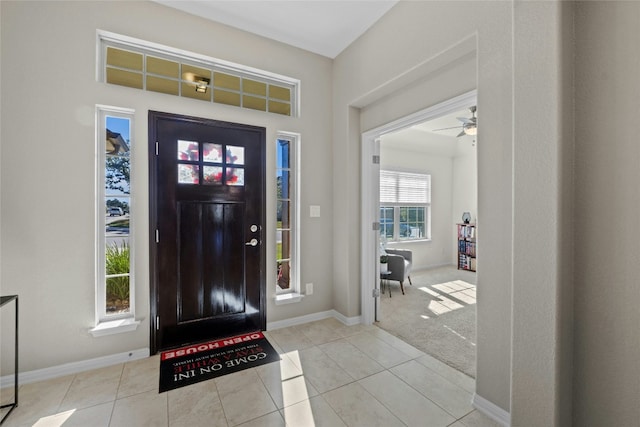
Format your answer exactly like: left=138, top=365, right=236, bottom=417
left=177, top=140, right=245, bottom=186
left=97, top=31, right=300, bottom=117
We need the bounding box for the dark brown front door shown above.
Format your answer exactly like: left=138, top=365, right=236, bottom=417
left=149, top=111, right=265, bottom=353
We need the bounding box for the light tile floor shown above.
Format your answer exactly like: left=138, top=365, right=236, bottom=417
left=1, top=318, right=502, bottom=427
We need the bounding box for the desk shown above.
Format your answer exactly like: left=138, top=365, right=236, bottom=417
left=0, top=295, right=18, bottom=425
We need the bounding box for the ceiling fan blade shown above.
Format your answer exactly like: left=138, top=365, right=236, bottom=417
left=457, top=130, right=466, bottom=137
left=457, top=117, right=473, bottom=124
left=431, top=126, right=461, bottom=132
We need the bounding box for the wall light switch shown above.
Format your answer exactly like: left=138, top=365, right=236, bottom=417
left=306, top=283, right=314, bottom=295
left=310, top=205, right=321, bottom=217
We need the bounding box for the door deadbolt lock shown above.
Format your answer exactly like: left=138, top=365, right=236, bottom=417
left=250, top=224, right=258, bottom=233
left=245, top=238, right=258, bottom=246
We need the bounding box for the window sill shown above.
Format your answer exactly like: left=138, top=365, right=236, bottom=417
left=388, top=238, right=432, bottom=244
left=90, top=317, right=141, bottom=337
left=275, top=292, right=304, bottom=305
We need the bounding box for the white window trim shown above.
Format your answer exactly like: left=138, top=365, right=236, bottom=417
left=96, top=30, right=301, bottom=117
left=91, top=105, right=139, bottom=336
left=275, top=132, right=301, bottom=304
left=380, top=170, right=431, bottom=242
left=380, top=204, right=431, bottom=242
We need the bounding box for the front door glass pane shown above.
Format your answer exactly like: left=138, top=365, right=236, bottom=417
left=203, top=166, right=223, bottom=184
left=178, top=140, right=199, bottom=161
left=226, top=168, right=244, bottom=186
left=178, top=164, right=199, bottom=184
left=226, top=145, right=245, bottom=165
left=203, top=143, right=223, bottom=162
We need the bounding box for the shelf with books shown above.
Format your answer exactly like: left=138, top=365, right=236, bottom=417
left=457, top=223, right=476, bottom=272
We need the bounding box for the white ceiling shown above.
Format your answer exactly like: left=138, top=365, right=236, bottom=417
left=413, top=108, right=475, bottom=138
left=154, top=0, right=398, bottom=58
left=382, top=108, right=477, bottom=157
left=154, top=0, right=474, bottom=156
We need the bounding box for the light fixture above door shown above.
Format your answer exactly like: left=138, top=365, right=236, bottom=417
left=194, top=77, right=210, bottom=93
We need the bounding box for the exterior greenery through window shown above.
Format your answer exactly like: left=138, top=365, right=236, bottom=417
left=276, top=134, right=299, bottom=294
left=98, top=107, right=135, bottom=322
left=380, top=170, right=431, bottom=241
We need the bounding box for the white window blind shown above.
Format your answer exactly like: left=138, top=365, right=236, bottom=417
left=380, top=170, right=431, bottom=204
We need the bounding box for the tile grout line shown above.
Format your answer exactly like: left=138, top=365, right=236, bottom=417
left=109, top=362, right=126, bottom=426
left=387, top=363, right=470, bottom=421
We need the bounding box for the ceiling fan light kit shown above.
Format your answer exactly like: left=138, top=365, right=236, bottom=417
left=433, top=105, right=477, bottom=138
left=464, top=124, right=477, bottom=136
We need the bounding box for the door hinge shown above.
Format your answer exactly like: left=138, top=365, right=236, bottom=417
left=155, top=141, right=159, bottom=155
left=372, top=155, right=380, bottom=164
left=372, top=222, right=380, bottom=231
left=372, top=288, right=381, bottom=298
left=156, top=316, right=160, bottom=330
left=155, top=229, right=159, bottom=243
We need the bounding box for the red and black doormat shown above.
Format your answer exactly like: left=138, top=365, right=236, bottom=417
left=159, top=331, right=281, bottom=393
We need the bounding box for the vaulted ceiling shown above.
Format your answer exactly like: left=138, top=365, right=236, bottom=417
left=154, top=0, right=398, bottom=58
left=154, top=1, right=474, bottom=156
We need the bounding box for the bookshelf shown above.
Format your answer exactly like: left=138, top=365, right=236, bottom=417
left=457, top=223, right=476, bottom=272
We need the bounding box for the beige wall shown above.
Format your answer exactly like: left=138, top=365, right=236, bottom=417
left=335, top=1, right=577, bottom=424
left=0, top=0, right=334, bottom=371
left=510, top=2, right=575, bottom=425
left=574, top=2, right=640, bottom=425
left=3, top=1, right=639, bottom=425
left=333, top=0, right=515, bottom=413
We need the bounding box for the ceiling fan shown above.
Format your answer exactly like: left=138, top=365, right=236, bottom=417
left=433, top=106, right=477, bottom=137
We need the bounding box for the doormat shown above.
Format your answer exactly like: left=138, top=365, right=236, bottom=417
left=159, top=331, right=280, bottom=393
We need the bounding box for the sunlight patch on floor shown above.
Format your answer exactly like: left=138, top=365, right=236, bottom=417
left=33, top=409, right=76, bottom=427
left=419, top=280, right=476, bottom=316
left=281, top=375, right=314, bottom=409
left=281, top=399, right=316, bottom=426
left=280, top=350, right=317, bottom=426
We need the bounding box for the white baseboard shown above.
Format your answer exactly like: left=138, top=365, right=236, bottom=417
left=2, top=310, right=362, bottom=389
left=472, top=393, right=511, bottom=426
left=331, top=310, right=361, bottom=326
left=267, top=309, right=361, bottom=330
left=0, top=348, right=149, bottom=388
left=412, top=263, right=457, bottom=273
left=267, top=309, right=335, bottom=330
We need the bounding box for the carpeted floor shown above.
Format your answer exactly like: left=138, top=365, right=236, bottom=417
left=377, top=265, right=477, bottom=378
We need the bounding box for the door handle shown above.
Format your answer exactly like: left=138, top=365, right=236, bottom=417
left=245, top=238, right=259, bottom=247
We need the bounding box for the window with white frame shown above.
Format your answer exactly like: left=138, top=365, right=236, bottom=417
left=276, top=133, right=300, bottom=296
left=96, top=106, right=135, bottom=324
left=380, top=170, right=431, bottom=241
left=97, top=30, right=299, bottom=117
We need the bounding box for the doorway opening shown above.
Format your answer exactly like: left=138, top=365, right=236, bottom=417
left=361, top=91, right=478, bottom=377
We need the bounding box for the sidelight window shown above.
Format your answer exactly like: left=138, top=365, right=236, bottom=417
left=276, top=133, right=300, bottom=300
left=92, top=106, right=139, bottom=336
